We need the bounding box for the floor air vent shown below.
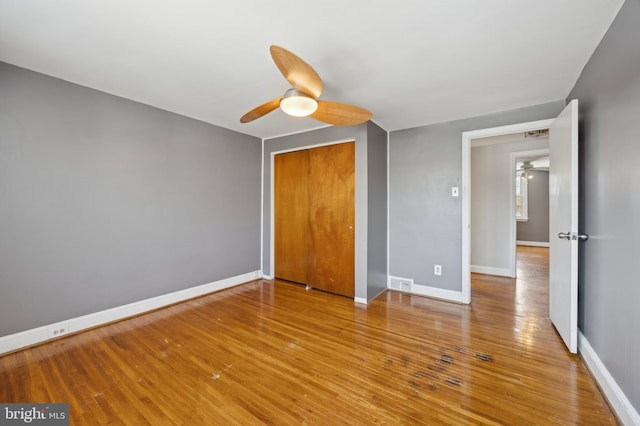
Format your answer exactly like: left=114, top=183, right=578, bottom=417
left=389, top=276, right=413, bottom=292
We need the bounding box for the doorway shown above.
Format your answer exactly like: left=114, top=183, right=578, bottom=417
left=514, top=150, right=550, bottom=249
left=462, top=119, right=554, bottom=304
left=469, top=138, right=550, bottom=280
left=464, top=101, right=580, bottom=354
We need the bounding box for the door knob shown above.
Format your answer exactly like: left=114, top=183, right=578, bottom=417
left=557, top=232, right=589, bottom=241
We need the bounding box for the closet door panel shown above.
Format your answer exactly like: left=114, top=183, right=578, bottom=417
left=307, top=142, right=355, bottom=297
left=274, top=149, right=309, bottom=284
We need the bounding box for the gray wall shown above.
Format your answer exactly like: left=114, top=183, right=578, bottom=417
left=516, top=170, right=549, bottom=243
left=262, top=125, right=369, bottom=299
left=0, top=62, right=261, bottom=337
left=366, top=121, right=388, bottom=300
left=567, top=0, right=640, bottom=412
left=389, top=101, right=565, bottom=291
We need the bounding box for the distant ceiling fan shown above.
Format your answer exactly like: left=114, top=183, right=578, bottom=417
left=519, top=161, right=535, bottom=180
left=240, top=45, right=372, bottom=126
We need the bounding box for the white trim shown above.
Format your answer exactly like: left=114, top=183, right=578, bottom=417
left=462, top=132, right=471, bottom=304
left=354, top=297, right=368, bottom=305
left=261, top=120, right=384, bottom=142
left=0, top=271, right=262, bottom=355
left=510, top=153, right=529, bottom=277
left=406, top=283, right=464, bottom=303
left=472, top=134, right=549, bottom=148
left=262, top=124, right=332, bottom=140
left=470, top=265, right=513, bottom=277
left=578, top=331, right=640, bottom=426
left=262, top=274, right=274, bottom=280
left=464, top=119, right=555, bottom=140
left=260, top=138, right=265, bottom=274
left=516, top=240, right=550, bottom=247
left=462, top=118, right=555, bottom=305
left=270, top=149, right=275, bottom=278
left=509, top=153, right=518, bottom=277
left=270, top=138, right=355, bottom=156
left=386, top=130, right=390, bottom=297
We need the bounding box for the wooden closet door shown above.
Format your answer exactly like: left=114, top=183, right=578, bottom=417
left=274, top=149, right=309, bottom=284
left=307, top=142, right=355, bottom=297
left=274, top=142, right=355, bottom=297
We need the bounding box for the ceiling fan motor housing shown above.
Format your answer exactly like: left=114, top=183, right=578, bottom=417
left=280, top=89, right=318, bottom=117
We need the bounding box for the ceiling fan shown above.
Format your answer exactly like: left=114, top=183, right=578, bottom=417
left=240, top=45, right=372, bottom=126
left=519, top=161, right=535, bottom=180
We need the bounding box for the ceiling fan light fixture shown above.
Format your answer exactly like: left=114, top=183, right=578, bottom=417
left=280, top=89, right=317, bottom=117
left=520, top=161, right=535, bottom=180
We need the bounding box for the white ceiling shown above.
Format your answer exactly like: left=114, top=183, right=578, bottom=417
left=0, top=0, right=624, bottom=139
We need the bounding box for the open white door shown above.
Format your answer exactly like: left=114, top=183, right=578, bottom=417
left=549, top=99, right=585, bottom=354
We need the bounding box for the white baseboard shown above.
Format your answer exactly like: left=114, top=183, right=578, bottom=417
left=405, top=283, right=464, bottom=303
left=578, top=330, right=640, bottom=425
left=0, top=270, right=262, bottom=355
left=388, top=276, right=464, bottom=303
left=262, top=274, right=273, bottom=280
left=470, top=265, right=513, bottom=277
left=516, top=240, right=550, bottom=247
left=354, top=297, right=368, bottom=304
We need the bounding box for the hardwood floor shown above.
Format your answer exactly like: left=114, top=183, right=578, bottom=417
left=0, top=247, right=616, bottom=424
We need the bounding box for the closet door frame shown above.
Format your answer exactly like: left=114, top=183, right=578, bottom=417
left=269, top=138, right=357, bottom=294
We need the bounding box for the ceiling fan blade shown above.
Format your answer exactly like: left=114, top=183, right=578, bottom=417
left=311, top=100, right=372, bottom=126
left=270, top=45, right=323, bottom=98
left=240, top=98, right=282, bottom=123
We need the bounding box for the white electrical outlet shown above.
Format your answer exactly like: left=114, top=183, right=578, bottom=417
left=48, top=324, right=70, bottom=339
left=434, top=264, right=442, bottom=276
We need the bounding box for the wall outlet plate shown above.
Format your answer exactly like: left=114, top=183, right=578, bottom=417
left=48, top=324, right=70, bottom=339
left=434, top=264, right=442, bottom=276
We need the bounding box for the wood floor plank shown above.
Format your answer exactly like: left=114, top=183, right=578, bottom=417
left=0, top=247, right=617, bottom=424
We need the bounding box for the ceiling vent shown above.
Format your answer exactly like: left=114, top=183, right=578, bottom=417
left=524, top=129, right=549, bottom=138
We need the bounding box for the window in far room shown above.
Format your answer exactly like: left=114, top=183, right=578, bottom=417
left=515, top=169, right=529, bottom=221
